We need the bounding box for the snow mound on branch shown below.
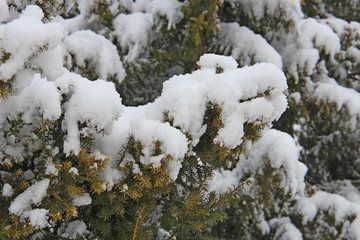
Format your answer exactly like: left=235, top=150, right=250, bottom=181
left=99, top=54, right=288, bottom=182
left=112, top=12, right=153, bottom=62
left=56, top=72, right=123, bottom=155
left=64, top=30, right=126, bottom=83
left=0, top=5, right=66, bottom=80
left=18, top=74, right=61, bottom=122
left=150, top=0, right=183, bottom=29
left=312, top=81, right=360, bottom=130
left=244, top=130, right=307, bottom=195
left=269, top=217, right=303, bottom=240
left=197, top=53, right=238, bottom=70
left=299, top=18, right=340, bottom=59
left=2, top=183, right=13, bottom=197
left=9, top=178, right=50, bottom=215
left=239, top=0, right=303, bottom=23
left=9, top=179, right=50, bottom=228
left=23, top=209, right=49, bottom=229
left=280, top=17, right=342, bottom=82
left=59, top=220, right=89, bottom=239
left=73, top=193, right=92, bottom=206
left=219, top=22, right=283, bottom=69
left=160, top=54, right=287, bottom=148
left=297, top=191, right=360, bottom=239
left=208, top=129, right=307, bottom=196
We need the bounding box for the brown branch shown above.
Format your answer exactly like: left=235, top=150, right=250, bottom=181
left=132, top=205, right=145, bottom=240
left=167, top=232, right=178, bottom=240
left=137, top=209, right=150, bottom=231
left=120, top=135, right=133, bottom=164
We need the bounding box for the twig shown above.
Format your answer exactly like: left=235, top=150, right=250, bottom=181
left=120, top=136, right=133, bottom=164
left=132, top=205, right=145, bottom=240
left=214, top=177, right=254, bottom=208
left=167, top=231, right=178, bottom=240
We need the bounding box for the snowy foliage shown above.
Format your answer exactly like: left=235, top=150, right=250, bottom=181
left=0, top=0, right=360, bottom=239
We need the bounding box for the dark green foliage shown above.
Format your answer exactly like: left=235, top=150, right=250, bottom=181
left=303, top=0, right=360, bottom=22
left=211, top=164, right=293, bottom=239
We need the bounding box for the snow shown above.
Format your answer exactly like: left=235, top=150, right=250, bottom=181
left=150, top=0, right=183, bottom=29
left=73, top=193, right=92, bottom=206
left=0, top=0, right=9, bottom=23
left=2, top=183, right=14, bottom=197
left=269, top=217, right=303, bottom=240
left=197, top=53, right=239, bottom=70
left=23, top=209, right=49, bottom=229
left=1, top=1, right=359, bottom=238
left=159, top=56, right=287, bottom=148
left=328, top=181, right=360, bottom=205
left=0, top=5, right=66, bottom=80
left=312, top=81, right=360, bottom=130
left=219, top=23, right=283, bottom=69
left=69, top=167, right=79, bottom=175
left=59, top=220, right=89, bottom=239
left=23, top=170, right=35, bottom=180
left=158, top=228, right=172, bottom=239
left=45, top=161, right=59, bottom=176
left=299, top=18, right=340, bottom=59
left=320, top=17, right=350, bottom=37
left=8, top=179, right=50, bottom=229
left=64, top=30, right=126, bottom=83
left=56, top=72, right=123, bottom=155
left=208, top=129, right=307, bottom=195
left=297, top=191, right=360, bottom=239
left=112, top=12, right=153, bottom=62
left=239, top=0, right=303, bottom=23
left=18, top=74, right=61, bottom=122
left=100, top=167, right=124, bottom=190
left=32, top=45, right=65, bottom=81
left=99, top=54, right=288, bottom=182
left=346, top=46, right=360, bottom=63
left=9, top=178, right=50, bottom=215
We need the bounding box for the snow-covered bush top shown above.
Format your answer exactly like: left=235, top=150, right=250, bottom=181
left=1, top=0, right=360, bottom=239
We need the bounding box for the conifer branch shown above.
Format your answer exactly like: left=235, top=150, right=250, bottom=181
left=199, top=166, right=216, bottom=189
left=167, top=231, right=178, bottom=240
left=120, top=136, right=133, bottom=164
left=214, top=177, right=254, bottom=208
left=132, top=205, right=145, bottom=240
